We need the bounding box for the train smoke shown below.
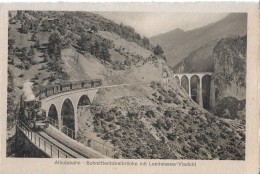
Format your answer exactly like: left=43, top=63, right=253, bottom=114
left=22, top=81, right=35, bottom=101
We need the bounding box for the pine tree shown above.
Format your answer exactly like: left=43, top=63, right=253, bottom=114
left=44, top=50, right=50, bottom=62
left=34, top=39, right=41, bottom=48
left=48, top=30, right=64, bottom=59
left=154, top=44, right=164, bottom=56
left=21, top=21, right=29, bottom=34
left=28, top=46, right=35, bottom=56
left=31, top=32, right=37, bottom=41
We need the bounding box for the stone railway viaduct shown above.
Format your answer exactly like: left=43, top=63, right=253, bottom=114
left=172, top=72, right=215, bottom=110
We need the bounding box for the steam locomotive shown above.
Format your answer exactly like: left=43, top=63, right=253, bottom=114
left=19, top=95, right=49, bottom=130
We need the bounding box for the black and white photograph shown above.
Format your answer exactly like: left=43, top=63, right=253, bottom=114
left=6, top=10, right=248, bottom=160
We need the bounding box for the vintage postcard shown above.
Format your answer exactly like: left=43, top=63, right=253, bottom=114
left=0, top=2, right=259, bottom=174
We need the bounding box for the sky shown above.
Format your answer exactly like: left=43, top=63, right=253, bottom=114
left=96, top=12, right=228, bottom=37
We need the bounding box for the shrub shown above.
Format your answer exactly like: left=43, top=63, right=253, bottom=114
left=156, top=106, right=162, bottom=112
left=154, top=118, right=165, bottom=130
left=104, top=114, right=115, bottom=122
left=24, top=62, right=31, bottom=70
left=34, top=39, right=41, bottom=48
left=18, top=74, right=24, bottom=78
left=165, top=118, right=172, bottom=130
left=145, top=110, right=155, bottom=118
left=16, top=63, right=24, bottom=69
left=124, top=59, right=132, bottom=66
left=30, top=59, right=37, bottom=65
left=167, top=133, right=176, bottom=141
left=153, top=44, right=164, bottom=56
left=164, top=96, right=172, bottom=103
left=164, top=110, right=173, bottom=118
left=112, top=61, right=125, bottom=70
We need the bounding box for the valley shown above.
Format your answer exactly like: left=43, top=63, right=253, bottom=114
left=7, top=11, right=246, bottom=160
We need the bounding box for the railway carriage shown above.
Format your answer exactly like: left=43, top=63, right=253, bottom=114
left=81, top=80, right=92, bottom=88
left=53, top=83, right=62, bottom=94
left=91, top=79, right=102, bottom=87
left=46, top=85, right=54, bottom=97
left=30, top=79, right=103, bottom=101
left=71, top=81, right=82, bottom=90
left=62, top=82, right=72, bottom=92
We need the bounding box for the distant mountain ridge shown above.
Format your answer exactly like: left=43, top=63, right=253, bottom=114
left=150, top=13, right=247, bottom=66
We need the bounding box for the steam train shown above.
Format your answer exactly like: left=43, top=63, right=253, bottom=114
left=19, top=95, right=49, bottom=130
left=18, top=79, right=102, bottom=130
left=34, top=79, right=102, bottom=100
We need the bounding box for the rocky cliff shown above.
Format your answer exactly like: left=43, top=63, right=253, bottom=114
left=213, top=36, right=246, bottom=100
left=213, top=36, right=246, bottom=119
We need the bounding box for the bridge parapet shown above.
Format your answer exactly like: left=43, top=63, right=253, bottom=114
left=17, top=120, right=111, bottom=158
left=173, top=72, right=212, bottom=79
left=17, top=120, right=75, bottom=158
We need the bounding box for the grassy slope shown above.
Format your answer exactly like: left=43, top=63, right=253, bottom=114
left=172, top=40, right=217, bottom=73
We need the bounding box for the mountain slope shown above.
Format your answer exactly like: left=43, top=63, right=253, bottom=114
left=7, top=11, right=245, bottom=159
left=150, top=13, right=247, bottom=66
left=172, top=40, right=217, bottom=73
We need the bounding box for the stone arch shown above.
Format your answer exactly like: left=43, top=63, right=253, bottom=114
left=76, top=94, right=92, bottom=135
left=77, top=94, right=91, bottom=108
left=181, top=75, right=189, bottom=95
left=48, top=104, right=59, bottom=128
left=174, top=76, right=180, bottom=85
left=61, top=98, right=76, bottom=139
left=202, top=74, right=211, bottom=109
left=190, top=75, right=200, bottom=104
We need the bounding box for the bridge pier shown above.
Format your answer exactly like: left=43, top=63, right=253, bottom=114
left=199, top=75, right=203, bottom=107
left=209, top=78, right=215, bottom=112
left=73, top=105, right=78, bottom=139
left=188, top=77, right=191, bottom=97
left=57, top=108, right=62, bottom=131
